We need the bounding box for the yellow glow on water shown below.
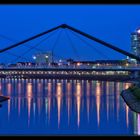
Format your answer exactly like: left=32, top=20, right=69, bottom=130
left=56, top=82, right=62, bottom=128
left=96, top=82, right=101, bottom=96
left=67, top=82, right=71, bottom=96
left=75, top=82, right=82, bottom=127
left=56, top=95, right=62, bottom=128
left=76, top=82, right=81, bottom=96
left=26, top=83, right=32, bottom=97
left=56, top=83, right=62, bottom=96
left=2, top=79, right=135, bottom=134
left=27, top=96, right=32, bottom=126
left=67, top=97, right=71, bottom=125
left=47, top=97, right=51, bottom=124
left=26, top=83, right=33, bottom=126
left=106, top=82, right=109, bottom=95
left=7, top=83, right=12, bottom=96
left=76, top=95, right=81, bottom=127
left=96, top=81, right=101, bottom=127
left=125, top=105, right=129, bottom=128
left=47, top=82, right=51, bottom=96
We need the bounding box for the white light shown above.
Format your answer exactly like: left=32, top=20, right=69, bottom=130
left=137, top=29, right=140, bottom=34
left=45, top=55, right=49, bottom=58
left=33, top=56, right=36, bottom=59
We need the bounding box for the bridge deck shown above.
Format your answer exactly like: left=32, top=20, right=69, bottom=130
left=0, top=67, right=139, bottom=71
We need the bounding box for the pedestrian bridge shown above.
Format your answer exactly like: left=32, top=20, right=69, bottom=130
left=0, top=24, right=140, bottom=80
left=0, top=66, right=138, bottom=81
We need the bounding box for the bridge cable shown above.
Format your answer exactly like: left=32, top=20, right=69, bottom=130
left=0, top=24, right=62, bottom=54
left=51, top=29, right=63, bottom=61
left=10, top=29, right=59, bottom=63
left=0, top=30, right=66, bottom=63
left=0, top=34, right=44, bottom=54
left=69, top=30, right=111, bottom=60
left=0, top=34, right=51, bottom=62
left=70, top=30, right=110, bottom=60
left=64, top=29, right=80, bottom=60
left=0, top=35, right=29, bottom=62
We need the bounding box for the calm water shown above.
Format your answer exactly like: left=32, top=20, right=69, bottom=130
left=0, top=78, right=139, bottom=136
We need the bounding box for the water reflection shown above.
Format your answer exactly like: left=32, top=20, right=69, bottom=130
left=106, top=81, right=109, bottom=121
left=56, top=82, right=62, bottom=128
left=0, top=81, right=2, bottom=96
left=0, top=79, right=139, bottom=135
left=86, top=81, right=90, bottom=122
left=75, top=82, right=82, bottom=127
left=7, top=82, right=12, bottom=96
left=96, top=81, right=101, bottom=127
left=8, top=99, right=10, bottom=121
left=26, top=83, right=33, bottom=126
left=116, top=82, right=120, bottom=121
left=17, top=82, right=22, bottom=116
left=137, top=114, right=140, bottom=135
left=66, top=82, right=72, bottom=125
left=125, top=105, right=129, bottom=128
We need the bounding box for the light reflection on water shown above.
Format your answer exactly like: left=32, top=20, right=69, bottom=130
left=0, top=78, right=139, bottom=135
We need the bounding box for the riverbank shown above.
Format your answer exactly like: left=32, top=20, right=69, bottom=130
left=121, top=84, right=140, bottom=113
left=0, top=96, right=9, bottom=103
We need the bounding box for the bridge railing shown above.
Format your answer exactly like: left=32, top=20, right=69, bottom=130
left=0, top=64, right=140, bottom=70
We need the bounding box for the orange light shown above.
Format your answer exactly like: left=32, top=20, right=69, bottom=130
left=77, top=62, right=81, bottom=66
left=76, top=95, right=81, bottom=127
left=26, top=83, right=32, bottom=97
left=96, top=82, right=101, bottom=127
left=56, top=83, right=62, bottom=96
left=76, top=82, right=81, bottom=96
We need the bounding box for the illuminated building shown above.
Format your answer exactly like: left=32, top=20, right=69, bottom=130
left=130, top=28, right=140, bottom=64
left=33, top=52, right=52, bottom=65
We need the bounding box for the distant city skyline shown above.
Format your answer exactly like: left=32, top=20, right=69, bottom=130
left=0, top=4, right=140, bottom=63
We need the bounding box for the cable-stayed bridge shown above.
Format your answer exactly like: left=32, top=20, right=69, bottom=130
left=0, top=24, right=140, bottom=80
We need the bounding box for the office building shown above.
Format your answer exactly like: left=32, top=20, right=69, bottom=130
left=33, top=52, right=52, bottom=65
left=130, top=28, right=140, bottom=63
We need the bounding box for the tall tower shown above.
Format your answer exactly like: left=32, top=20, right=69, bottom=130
left=130, top=28, right=140, bottom=64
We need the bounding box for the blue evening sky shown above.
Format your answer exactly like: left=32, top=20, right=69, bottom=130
left=0, top=4, right=140, bottom=63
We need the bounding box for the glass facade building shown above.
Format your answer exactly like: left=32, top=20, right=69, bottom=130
left=130, top=28, right=140, bottom=63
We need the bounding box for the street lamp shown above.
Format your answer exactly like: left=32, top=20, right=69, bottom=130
left=33, top=56, right=36, bottom=60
